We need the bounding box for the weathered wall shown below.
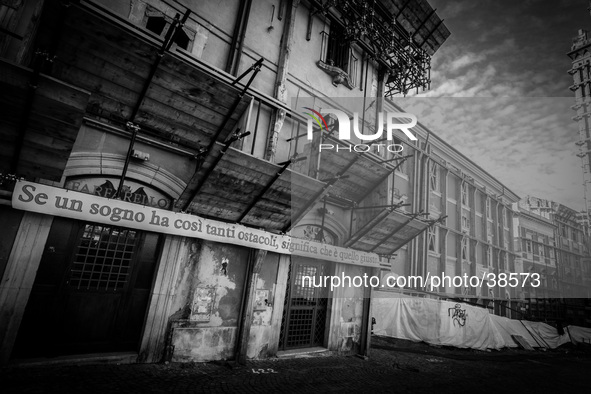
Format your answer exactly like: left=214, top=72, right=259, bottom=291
left=168, top=240, right=249, bottom=362
left=246, top=252, right=280, bottom=359
left=327, top=263, right=366, bottom=354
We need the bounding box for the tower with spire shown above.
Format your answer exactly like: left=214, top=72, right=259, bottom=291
left=568, top=17, right=591, bottom=235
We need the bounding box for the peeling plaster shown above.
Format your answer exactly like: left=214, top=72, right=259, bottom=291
left=168, top=241, right=249, bottom=362
left=195, top=243, right=238, bottom=327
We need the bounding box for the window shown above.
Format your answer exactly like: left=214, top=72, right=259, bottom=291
left=68, top=224, right=139, bottom=291
left=428, top=227, right=439, bottom=253
left=461, top=210, right=470, bottom=232
left=461, top=237, right=470, bottom=261
left=144, top=8, right=193, bottom=51
left=487, top=221, right=494, bottom=242
left=429, top=162, right=440, bottom=192
left=391, top=137, right=408, bottom=174
left=539, top=245, right=545, bottom=258
left=487, top=247, right=493, bottom=267
left=325, top=22, right=349, bottom=70
left=486, top=197, right=492, bottom=219
left=461, top=182, right=469, bottom=206
left=525, top=240, right=532, bottom=253
left=319, top=21, right=356, bottom=88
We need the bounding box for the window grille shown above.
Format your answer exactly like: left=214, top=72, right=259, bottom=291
left=68, top=224, right=139, bottom=291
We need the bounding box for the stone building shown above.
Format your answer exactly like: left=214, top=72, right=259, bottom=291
left=374, top=98, right=520, bottom=318
left=515, top=196, right=591, bottom=326
left=0, top=0, right=452, bottom=364
left=513, top=197, right=560, bottom=321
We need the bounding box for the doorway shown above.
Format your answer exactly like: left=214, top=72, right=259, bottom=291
left=12, top=218, right=161, bottom=358
left=279, top=258, right=330, bottom=350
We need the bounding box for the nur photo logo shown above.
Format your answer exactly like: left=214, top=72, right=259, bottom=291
left=303, top=108, right=418, bottom=153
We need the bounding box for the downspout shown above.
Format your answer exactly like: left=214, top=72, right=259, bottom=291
left=419, top=157, right=427, bottom=279
left=231, top=0, right=253, bottom=76
left=421, top=138, right=431, bottom=280
left=411, top=140, right=423, bottom=276
left=265, top=0, right=299, bottom=162
left=225, top=0, right=246, bottom=74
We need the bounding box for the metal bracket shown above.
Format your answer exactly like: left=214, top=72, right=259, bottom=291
left=237, top=152, right=299, bottom=223
left=181, top=131, right=250, bottom=211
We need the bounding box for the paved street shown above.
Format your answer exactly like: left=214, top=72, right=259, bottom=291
left=2, top=336, right=590, bottom=393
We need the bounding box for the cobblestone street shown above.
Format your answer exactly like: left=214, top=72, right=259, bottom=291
left=2, top=337, right=590, bottom=393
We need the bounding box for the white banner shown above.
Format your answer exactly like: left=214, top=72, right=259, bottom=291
left=11, top=181, right=383, bottom=268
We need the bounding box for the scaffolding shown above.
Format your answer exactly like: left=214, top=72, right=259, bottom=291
left=310, top=0, right=449, bottom=96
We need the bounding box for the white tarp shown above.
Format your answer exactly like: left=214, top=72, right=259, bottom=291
left=372, top=292, right=578, bottom=351
left=521, top=320, right=570, bottom=349
left=487, top=314, right=537, bottom=348
left=567, top=325, right=591, bottom=345
left=371, top=293, right=504, bottom=350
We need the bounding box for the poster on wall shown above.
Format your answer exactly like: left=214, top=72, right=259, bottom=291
left=190, top=287, right=215, bottom=322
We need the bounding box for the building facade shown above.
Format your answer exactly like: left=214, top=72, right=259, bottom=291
left=374, top=98, right=520, bottom=317
left=514, top=196, right=591, bottom=326
left=513, top=197, right=560, bottom=321
left=0, top=0, right=452, bottom=364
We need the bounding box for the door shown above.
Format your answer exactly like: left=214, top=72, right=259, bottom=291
left=279, top=258, right=329, bottom=350
left=13, top=218, right=161, bottom=358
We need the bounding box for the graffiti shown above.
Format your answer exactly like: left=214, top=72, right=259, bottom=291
left=251, top=368, right=278, bottom=374
left=448, top=304, right=467, bottom=327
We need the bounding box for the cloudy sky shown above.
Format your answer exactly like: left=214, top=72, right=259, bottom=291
left=396, top=0, right=591, bottom=210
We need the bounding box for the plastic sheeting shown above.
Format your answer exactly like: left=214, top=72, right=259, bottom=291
left=567, top=325, right=591, bottom=345
left=372, top=294, right=504, bottom=350
left=371, top=292, right=582, bottom=351
left=521, top=320, right=571, bottom=349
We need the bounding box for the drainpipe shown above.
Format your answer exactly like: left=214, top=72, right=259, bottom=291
left=416, top=154, right=425, bottom=278
left=231, top=0, right=253, bottom=76
left=265, top=0, right=299, bottom=162
left=421, top=154, right=430, bottom=280
left=226, top=0, right=246, bottom=74
left=410, top=144, right=422, bottom=276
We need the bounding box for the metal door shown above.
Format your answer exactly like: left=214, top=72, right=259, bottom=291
left=279, top=259, right=329, bottom=350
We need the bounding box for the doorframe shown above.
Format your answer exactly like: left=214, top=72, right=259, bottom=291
left=12, top=219, right=162, bottom=358
left=0, top=212, right=54, bottom=364
left=278, top=257, right=332, bottom=351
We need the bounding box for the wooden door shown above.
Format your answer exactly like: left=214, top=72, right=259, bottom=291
left=13, top=218, right=161, bottom=358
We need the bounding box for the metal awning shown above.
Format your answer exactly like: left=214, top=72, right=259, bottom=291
left=381, top=0, right=450, bottom=55
left=179, top=146, right=327, bottom=232
left=0, top=59, right=90, bottom=181
left=318, top=141, right=392, bottom=203
left=41, top=3, right=251, bottom=151
left=345, top=209, right=429, bottom=255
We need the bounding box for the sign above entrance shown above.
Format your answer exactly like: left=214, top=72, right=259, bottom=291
left=12, top=181, right=384, bottom=269
left=65, top=176, right=172, bottom=210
